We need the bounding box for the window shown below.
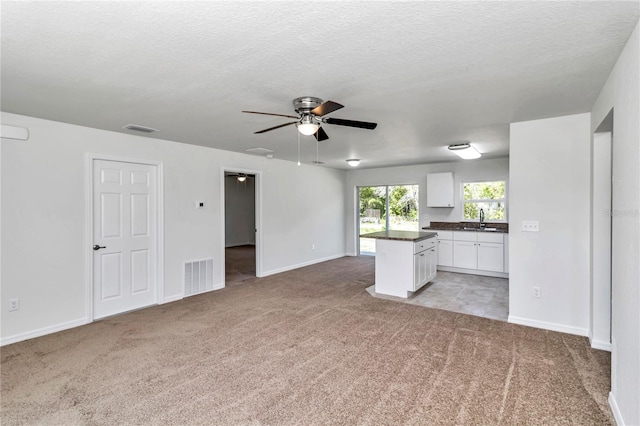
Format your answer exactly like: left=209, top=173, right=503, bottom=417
left=463, top=181, right=506, bottom=221
left=358, top=184, right=419, bottom=255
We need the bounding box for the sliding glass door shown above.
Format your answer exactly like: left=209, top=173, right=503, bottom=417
left=358, top=184, right=419, bottom=255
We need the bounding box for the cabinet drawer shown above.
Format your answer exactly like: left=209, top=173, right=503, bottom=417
left=453, top=231, right=477, bottom=242
left=478, top=232, right=504, bottom=243
left=414, top=238, right=436, bottom=253
left=436, top=230, right=452, bottom=240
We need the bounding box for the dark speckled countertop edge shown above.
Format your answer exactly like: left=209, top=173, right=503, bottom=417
left=422, top=221, right=509, bottom=234
left=422, top=227, right=509, bottom=234
left=360, top=230, right=438, bottom=242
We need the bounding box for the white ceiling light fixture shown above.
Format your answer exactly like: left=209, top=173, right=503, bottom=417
left=237, top=174, right=247, bottom=182
left=296, top=115, right=319, bottom=136
left=448, top=143, right=481, bottom=160
left=346, top=159, right=361, bottom=167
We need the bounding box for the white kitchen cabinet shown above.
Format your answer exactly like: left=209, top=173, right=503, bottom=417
left=437, top=239, right=453, bottom=266
left=435, top=231, right=453, bottom=266
left=427, top=228, right=508, bottom=277
left=477, top=242, right=504, bottom=272
left=428, top=246, right=438, bottom=278
left=477, top=232, right=504, bottom=272
left=426, top=172, right=454, bottom=207
left=372, top=233, right=438, bottom=298
left=453, top=241, right=478, bottom=269
left=414, top=250, right=428, bottom=290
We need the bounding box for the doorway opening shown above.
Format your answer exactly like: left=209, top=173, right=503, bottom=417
left=222, top=169, right=261, bottom=284
left=357, top=184, right=419, bottom=255
left=591, top=109, right=613, bottom=350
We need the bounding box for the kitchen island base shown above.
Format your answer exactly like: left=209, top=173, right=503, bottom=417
left=363, top=230, right=438, bottom=299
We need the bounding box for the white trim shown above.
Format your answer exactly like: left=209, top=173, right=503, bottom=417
left=181, top=282, right=225, bottom=299
left=261, top=253, right=346, bottom=277
left=220, top=166, right=263, bottom=287
left=1, top=317, right=90, bottom=346
left=160, top=294, right=183, bottom=304
left=437, top=265, right=509, bottom=279
left=608, top=392, right=624, bottom=425
left=507, top=315, right=589, bottom=337
left=590, top=339, right=612, bottom=352
left=346, top=252, right=358, bottom=257
left=85, top=154, right=165, bottom=322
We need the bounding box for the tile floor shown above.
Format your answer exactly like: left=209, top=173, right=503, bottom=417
left=367, top=271, right=509, bottom=321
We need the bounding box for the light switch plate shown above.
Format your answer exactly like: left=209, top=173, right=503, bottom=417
left=522, top=220, right=539, bottom=232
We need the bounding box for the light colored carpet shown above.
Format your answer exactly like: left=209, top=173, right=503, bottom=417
left=1, top=256, right=612, bottom=425
left=225, top=245, right=256, bottom=283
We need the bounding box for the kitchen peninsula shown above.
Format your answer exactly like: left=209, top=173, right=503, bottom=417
left=362, top=230, right=438, bottom=298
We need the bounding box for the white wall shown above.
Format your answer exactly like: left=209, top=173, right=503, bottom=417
left=0, top=112, right=346, bottom=344
left=509, top=113, right=591, bottom=336
left=224, top=176, right=255, bottom=247
left=344, top=158, right=509, bottom=255
left=591, top=21, right=640, bottom=426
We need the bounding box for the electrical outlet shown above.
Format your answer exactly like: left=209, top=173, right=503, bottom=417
left=532, top=287, right=541, bottom=298
left=311, top=244, right=316, bottom=250
left=9, top=298, right=20, bottom=311
left=522, top=220, right=540, bottom=232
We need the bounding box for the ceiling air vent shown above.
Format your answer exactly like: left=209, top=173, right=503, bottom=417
left=245, top=147, right=274, bottom=155
left=122, top=124, right=159, bottom=133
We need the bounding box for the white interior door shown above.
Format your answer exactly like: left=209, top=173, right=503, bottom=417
left=93, top=159, right=157, bottom=319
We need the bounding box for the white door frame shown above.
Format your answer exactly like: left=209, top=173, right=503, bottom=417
left=220, top=166, right=263, bottom=281
left=85, top=153, right=164, bottom=321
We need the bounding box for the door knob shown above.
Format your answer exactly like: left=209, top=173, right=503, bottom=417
left=93, top=245, right=106, bottom=251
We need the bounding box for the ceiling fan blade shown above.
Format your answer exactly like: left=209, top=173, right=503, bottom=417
left=242, top=110, right=299, bottom=119
left=254, top=121, right=298, bottom=134
left=311, top=100, right=344, bottom=117
left=324, top=117, right=378, bottom=130
left=314, top=127, right=329, bottom=142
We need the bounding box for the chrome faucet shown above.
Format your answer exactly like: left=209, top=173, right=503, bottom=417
left=479, top=208, right=486, bottom=228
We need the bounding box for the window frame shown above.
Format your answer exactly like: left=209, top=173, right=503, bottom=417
left=461, top=180, right=507, bottom=223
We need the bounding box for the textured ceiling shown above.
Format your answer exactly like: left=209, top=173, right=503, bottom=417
left=2, top=1, right=639, bottom=169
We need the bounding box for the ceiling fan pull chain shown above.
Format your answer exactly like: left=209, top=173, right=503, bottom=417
left=297, top=131, right=301, bottom=166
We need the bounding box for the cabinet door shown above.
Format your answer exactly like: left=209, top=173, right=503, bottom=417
left=428, top=248, right=438, bottom=280
left=426, top=172, right=454, bottom=207
left=414, top=251, right=428, bottom=290
left=437, top=239, right=453, bottom=266
left=453, top=241, right=478, bottom=269
left=477, top=243, right=504, bottom=272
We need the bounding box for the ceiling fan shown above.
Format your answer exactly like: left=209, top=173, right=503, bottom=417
left=242, top=96, right=377, bottom=141
left=225, top=172, right=254, bottom=182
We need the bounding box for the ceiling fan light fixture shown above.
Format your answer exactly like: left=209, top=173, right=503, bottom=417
left=448, top=142, right=481, bottom=159
left=346, top=159, right=361, bottom=167
left=296, top=116, right=319, bottom=136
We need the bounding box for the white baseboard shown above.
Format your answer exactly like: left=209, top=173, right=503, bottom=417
left=507, top=315, right=589, bottom=337
left=261, top=253, right=346, bottom=277
left=1, top=317, right=90, bottom=347
left=590, top=338, right=612, bottom=352
left=437, top=266, right=508, bottom=279
left=346, top=252, right=358, bottom=256
left=608, top=392, right=624, bottom=425
left=212, top=282, right=224, bottom=291
left=160, top=294, right=183, bottom=304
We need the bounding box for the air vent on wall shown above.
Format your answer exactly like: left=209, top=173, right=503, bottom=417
left=122, top=124, right=159, bottom=133
left=184, top=259, right=214, bottom=296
